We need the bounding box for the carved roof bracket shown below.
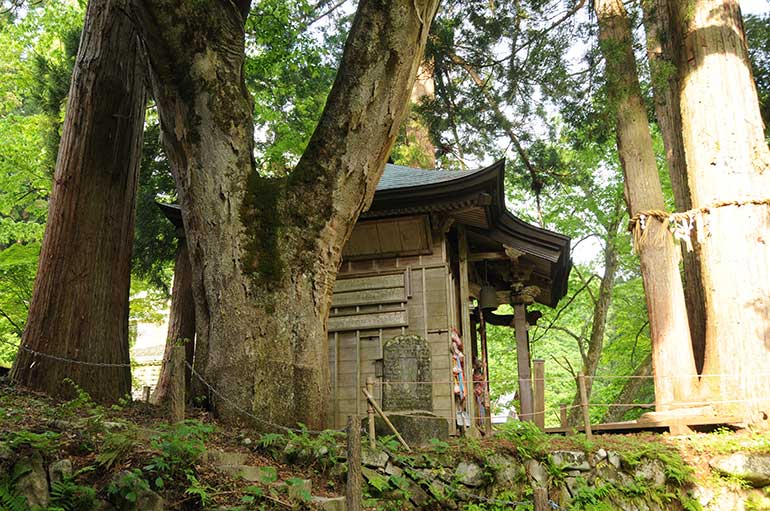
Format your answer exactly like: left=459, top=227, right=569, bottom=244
left=510, top=282, right=541, bottom=305
left=430, top=213, right=455, bottom=235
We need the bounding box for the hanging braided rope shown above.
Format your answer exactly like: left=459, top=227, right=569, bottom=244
left=627, top=198, right=770, bottom=253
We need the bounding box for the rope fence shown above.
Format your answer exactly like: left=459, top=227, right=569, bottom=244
left=3, top=335, right=766, bottom=434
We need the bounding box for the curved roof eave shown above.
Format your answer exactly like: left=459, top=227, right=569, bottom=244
left=370, top=159, right=572, bottom=306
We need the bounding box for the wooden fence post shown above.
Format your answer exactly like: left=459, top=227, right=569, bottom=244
left=142, top=386, right=151, bottom=403
left=361, top=387, right=411, bottom=451
left=578, top=373, right=592, bottom=439
left=560, top=403, right=568, bottom=430
left=346, top=416, right=362, bottom=511
left=533, top=359, right=545, bottom=430
left=169, top=345, right=185, bottom=423
left=366, top=377, right=376, bottom=449
left=533, top=487, right=549, bottom=511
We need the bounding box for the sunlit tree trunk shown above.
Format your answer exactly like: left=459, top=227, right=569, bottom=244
left=11, top=0, right=145, bottom=402
left=667, top=0, right=770, bottom=422
left=151, top=237, right=195, bottom=406
left=129, top=0, right=440, bottom=429
left=642, top=0, right=707, bottom=372
left=595, top=0, right=699, bottom=410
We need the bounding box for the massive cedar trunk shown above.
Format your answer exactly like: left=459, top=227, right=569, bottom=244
left=151, top=236, right=195, bottom=406
left=595, top=0, right=699, bottom=410
left=130, top=0, right=440, bottom=428
left=667, top=0, right=770, bottom=422
left=642, top=0, right=707, bottom=371
left=10, top=0, right=145, bottom=402
left=568, top=203, right=622, bottom=426
left=402, top=62, right=437, bottom=168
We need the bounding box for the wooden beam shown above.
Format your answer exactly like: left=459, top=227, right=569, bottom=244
left=514, top=303, right=534, bottom=422
left=458, top=225, right=477, bottom=437
left=469, top=251, right=509, bottom=262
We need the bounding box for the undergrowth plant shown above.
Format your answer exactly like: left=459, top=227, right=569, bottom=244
left=257, top=424, right=345, bottom=473
left=49, top=477, right=97, bottom=511
left=106, top=469, right=150, bottom=508
left=97, top=428, right=138, bottom=470
left=0, top=467, right=29, bottom=511
left=7, top=430, right=59, bottom=452
left=145, top=419, right=213, bottom=489
left=495, top=420, right=551, bottom=459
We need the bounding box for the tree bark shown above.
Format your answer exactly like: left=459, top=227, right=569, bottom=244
left=666, top=0, right=770, bottom=422
left=151, top=236, right=195, bottom=406
left=11, top=0, right=145, bottom=402
left=568, top=202, right=622, bottom=426
left=595, top=0, right=699, bottom=410
left=130, top=0, right=440, bottom=429
left=642, top=0, right=707, bottom=372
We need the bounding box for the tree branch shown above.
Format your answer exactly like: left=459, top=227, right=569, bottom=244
left=0, top=306, right=24, bottom=337
left=446, top=49, right=544, bottom=224
left=532, top=272, right=598, bottom=343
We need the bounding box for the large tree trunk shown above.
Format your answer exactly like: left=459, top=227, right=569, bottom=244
left=568, top=202, right=622, bottom=426
left=151, top=236, right=195, bottom=406
left=11, top=0, right=145, bottom=402
left=642, top=0, right=707, bottom=372
left=595, top=0, right=699, bottom=410
left=130, top=0, right=440, bottom=429
left=667, top=0, right=770, bottom=422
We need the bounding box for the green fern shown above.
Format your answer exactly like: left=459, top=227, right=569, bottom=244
left=96, top=430, right=137, bottom=469
left=0, top=477, right=29, bottom=511
left=49, top=479, right=97, bottom=511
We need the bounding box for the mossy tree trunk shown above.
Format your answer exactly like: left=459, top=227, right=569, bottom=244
left=11, top=0, right=145, bottom=402
left=666, top=0, right=770, bottom=422
left=595, top=0, right=699, bottom=410
left=130, top=0, right=440, bottom=429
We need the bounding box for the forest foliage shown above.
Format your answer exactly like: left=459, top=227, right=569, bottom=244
left=0, top=1, right=768, bottom=424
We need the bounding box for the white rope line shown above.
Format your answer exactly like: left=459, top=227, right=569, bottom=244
left=185, top=360, right=345, bottom=435
left=369, top=372, right=770, bottom=385
left=1, top=337, right=163, bottom=368
left=0, top=337, right=131, bottom=368
left=6, top=338, right=767, bottom=382
left=3, top=336, right=765, bottom=425
left=1, top=337, right=344, bottom=435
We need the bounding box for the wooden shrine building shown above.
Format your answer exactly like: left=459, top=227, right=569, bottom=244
left=160, top=160, right=571, bottom=437
left=327, top=160, right=571, bottom=435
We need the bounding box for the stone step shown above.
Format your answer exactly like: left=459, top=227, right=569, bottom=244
left=311, top=495, right=346, bottom=511
left=204, top=449, right=249, bottom=467
left=217, top=464, right=278, bottom=483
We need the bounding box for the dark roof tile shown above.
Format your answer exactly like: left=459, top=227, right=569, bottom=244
left=376, top=163, right=488, bottom=191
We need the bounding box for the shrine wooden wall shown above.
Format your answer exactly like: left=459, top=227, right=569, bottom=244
left=328, top=216, right=460, bottom=432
